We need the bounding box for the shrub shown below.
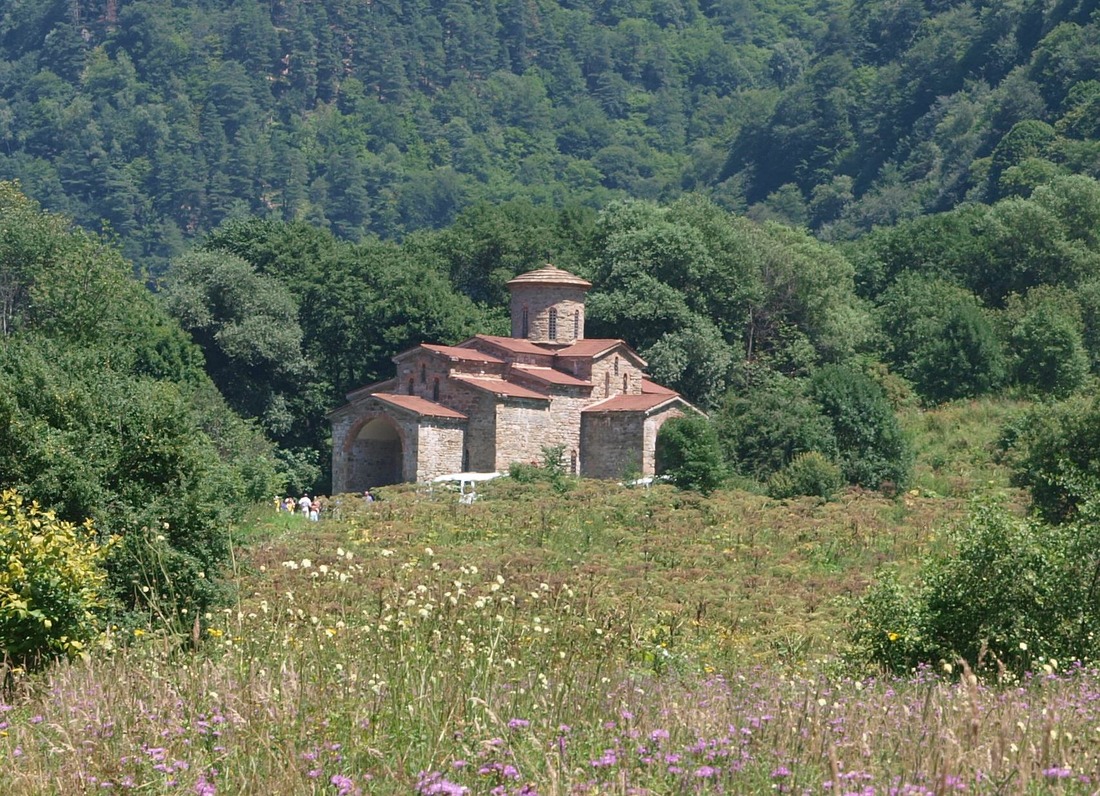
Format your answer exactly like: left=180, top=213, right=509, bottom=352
left=1010, top=306, right=1088, bottom=398
left=767, top=451, right=843, bottom=500
left=810, top=364, right=912, bottom=491
left=1006, top=395, right=1100, bottom=524
left=655, top=415, right=726, bottom=495
left=0, top=489, right=113, bottom=669
left=876, top=275, right=1004, bottom=404
left=852, top=500, right=1100, bottom=676
left=713, top=372, right=837, bottom=480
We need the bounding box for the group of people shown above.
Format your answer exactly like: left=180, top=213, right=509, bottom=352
left=277, top=494, right=321, bottom=521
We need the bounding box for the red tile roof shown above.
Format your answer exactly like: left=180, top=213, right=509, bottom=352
left=510, top=364, right=592, bottom=387
left=420, top=344, right=504, bottom=363
left=451, top=376, right=549, bottom=400
left=553, top=339, right=623, bottom=358
left=465, top=335, right=553, bottom=357
left=346, top=377, right=397, bottom=401
left=582, top=393, right=680, bottom=413
left=641, top=378, right=676, bottom=395
left=372, top=393, right=468, bottom=419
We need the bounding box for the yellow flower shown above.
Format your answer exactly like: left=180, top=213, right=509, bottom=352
left=888, top=632, right=900, bottom=642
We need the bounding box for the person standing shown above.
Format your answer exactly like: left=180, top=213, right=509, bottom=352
left=298, top=494, right=311, bottom=516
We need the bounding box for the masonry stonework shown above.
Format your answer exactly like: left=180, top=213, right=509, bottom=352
left=328, top=265, right=699, bottom=491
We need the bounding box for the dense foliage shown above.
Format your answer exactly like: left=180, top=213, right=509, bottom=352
left=0, top=183, right=281, bottom=620
left=654, top=413, right=726, bottom=494
left=7, top=0, right=1100, bottom=275
left=0, top=489, right=112, bottom=669
left=854, top=500, right=1100, bottom=676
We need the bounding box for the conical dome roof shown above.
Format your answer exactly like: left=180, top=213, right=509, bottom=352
left=506, top=264, right=592, bottom=289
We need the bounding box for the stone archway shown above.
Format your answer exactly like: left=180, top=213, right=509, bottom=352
left=346, top=415, right=405, bottom=490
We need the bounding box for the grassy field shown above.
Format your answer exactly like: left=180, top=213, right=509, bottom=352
left=5, top=398, right=1097, bottom=794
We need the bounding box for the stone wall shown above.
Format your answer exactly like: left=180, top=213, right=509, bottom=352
left=396, top=354, right=503, bottom=402
left=589, top=353, right=644, bottom=399
left=449, top=384, right=497, bottom=472
left=495, top=401, right=551, bottom=469
left=537, top=392, right=587, bottom=468
left=415, top=422, right=466, bottom=481
left=509, top=285, right=587, bottom=344
left=580, top=412, right=645, bottom=479
left=643, top=406, right=684, bottom=476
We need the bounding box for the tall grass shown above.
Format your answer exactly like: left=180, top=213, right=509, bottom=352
left=3, top=480, right=1085, bottom=794
left=3, top=400, right=1071, bottom=794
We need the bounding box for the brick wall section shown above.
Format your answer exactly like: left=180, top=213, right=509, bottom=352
left=538, top=393, right=587, bottom=467
left=495, top=401, right=551, bottom=469
left=396, top=354, right=503, bottom=401
left=556, top=356, right=592, bottom=381
left=510, top=285, right=587, bottom=344
left=580, top=412, right=645, bottom=479
left=415, top=423, right=466, bottom=481
left=448, top=384, right=497, bottom=472
left=589, top=354, right=644, bottom=399
left=465, top=338, right=553, bottom=367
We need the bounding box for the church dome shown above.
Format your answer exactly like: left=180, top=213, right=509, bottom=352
left=507, top=265, right=590, bottom=345
left=506, top=264, right=592, bottom=289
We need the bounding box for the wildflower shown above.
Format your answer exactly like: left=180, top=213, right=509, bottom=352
left=771, top=766, right=791, bottom=778
left=507, top=718, right=530, bottom=730
left=330, top=773, right=357, bottom=795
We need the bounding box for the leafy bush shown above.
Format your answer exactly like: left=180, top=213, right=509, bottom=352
left=876, top=275, right=1005, bottom=404
left=0, top=340, right=277, bottom=619
left=506, top=446, right=572, bottom=493
left=809, top=364, right=912, bottom=491
left=713, top=371, right=837, bottom=479
left=1010, top=306, right=1088, bottom=398
left=655, top=415, right=726, bottom=495
left=0, top=490, right=113, bottom=669
left=767, top=451, right=843, bottom=500
left=853, top=501, right=1100, bottom=676
left=1004, top=396, right=1100, bottom=524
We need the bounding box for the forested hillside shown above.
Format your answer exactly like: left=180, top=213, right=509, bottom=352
left=7, top=0, right=1100, bottom=273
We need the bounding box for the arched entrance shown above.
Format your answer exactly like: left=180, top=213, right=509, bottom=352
left=348, top=416, right=405, bottom=490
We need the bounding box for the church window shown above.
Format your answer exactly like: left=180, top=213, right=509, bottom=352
left=623, top=374, right=629, bottom=392
left=548, top=307, right=558, bottom=340
left=614, top=357, right=619, bottom=374
left=604, top=372, right=610, bottom=396
left=573, top=310, right=580, bottom=339
left=420, top=363, right=426, bottom=383
left=432, top=378, right=441, bottom=401
left=521, top=307, right=529, bottom=337
left=407, top=378, right=414, bottom=395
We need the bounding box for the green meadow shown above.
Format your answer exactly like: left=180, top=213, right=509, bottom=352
left=7, top=399, right=1097, bottom=795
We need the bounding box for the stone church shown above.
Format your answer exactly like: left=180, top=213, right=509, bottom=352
left=328, top=265, right=698, bottom=492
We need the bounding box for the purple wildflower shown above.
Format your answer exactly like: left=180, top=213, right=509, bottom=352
left=329, top=773, right=358, bottom=795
